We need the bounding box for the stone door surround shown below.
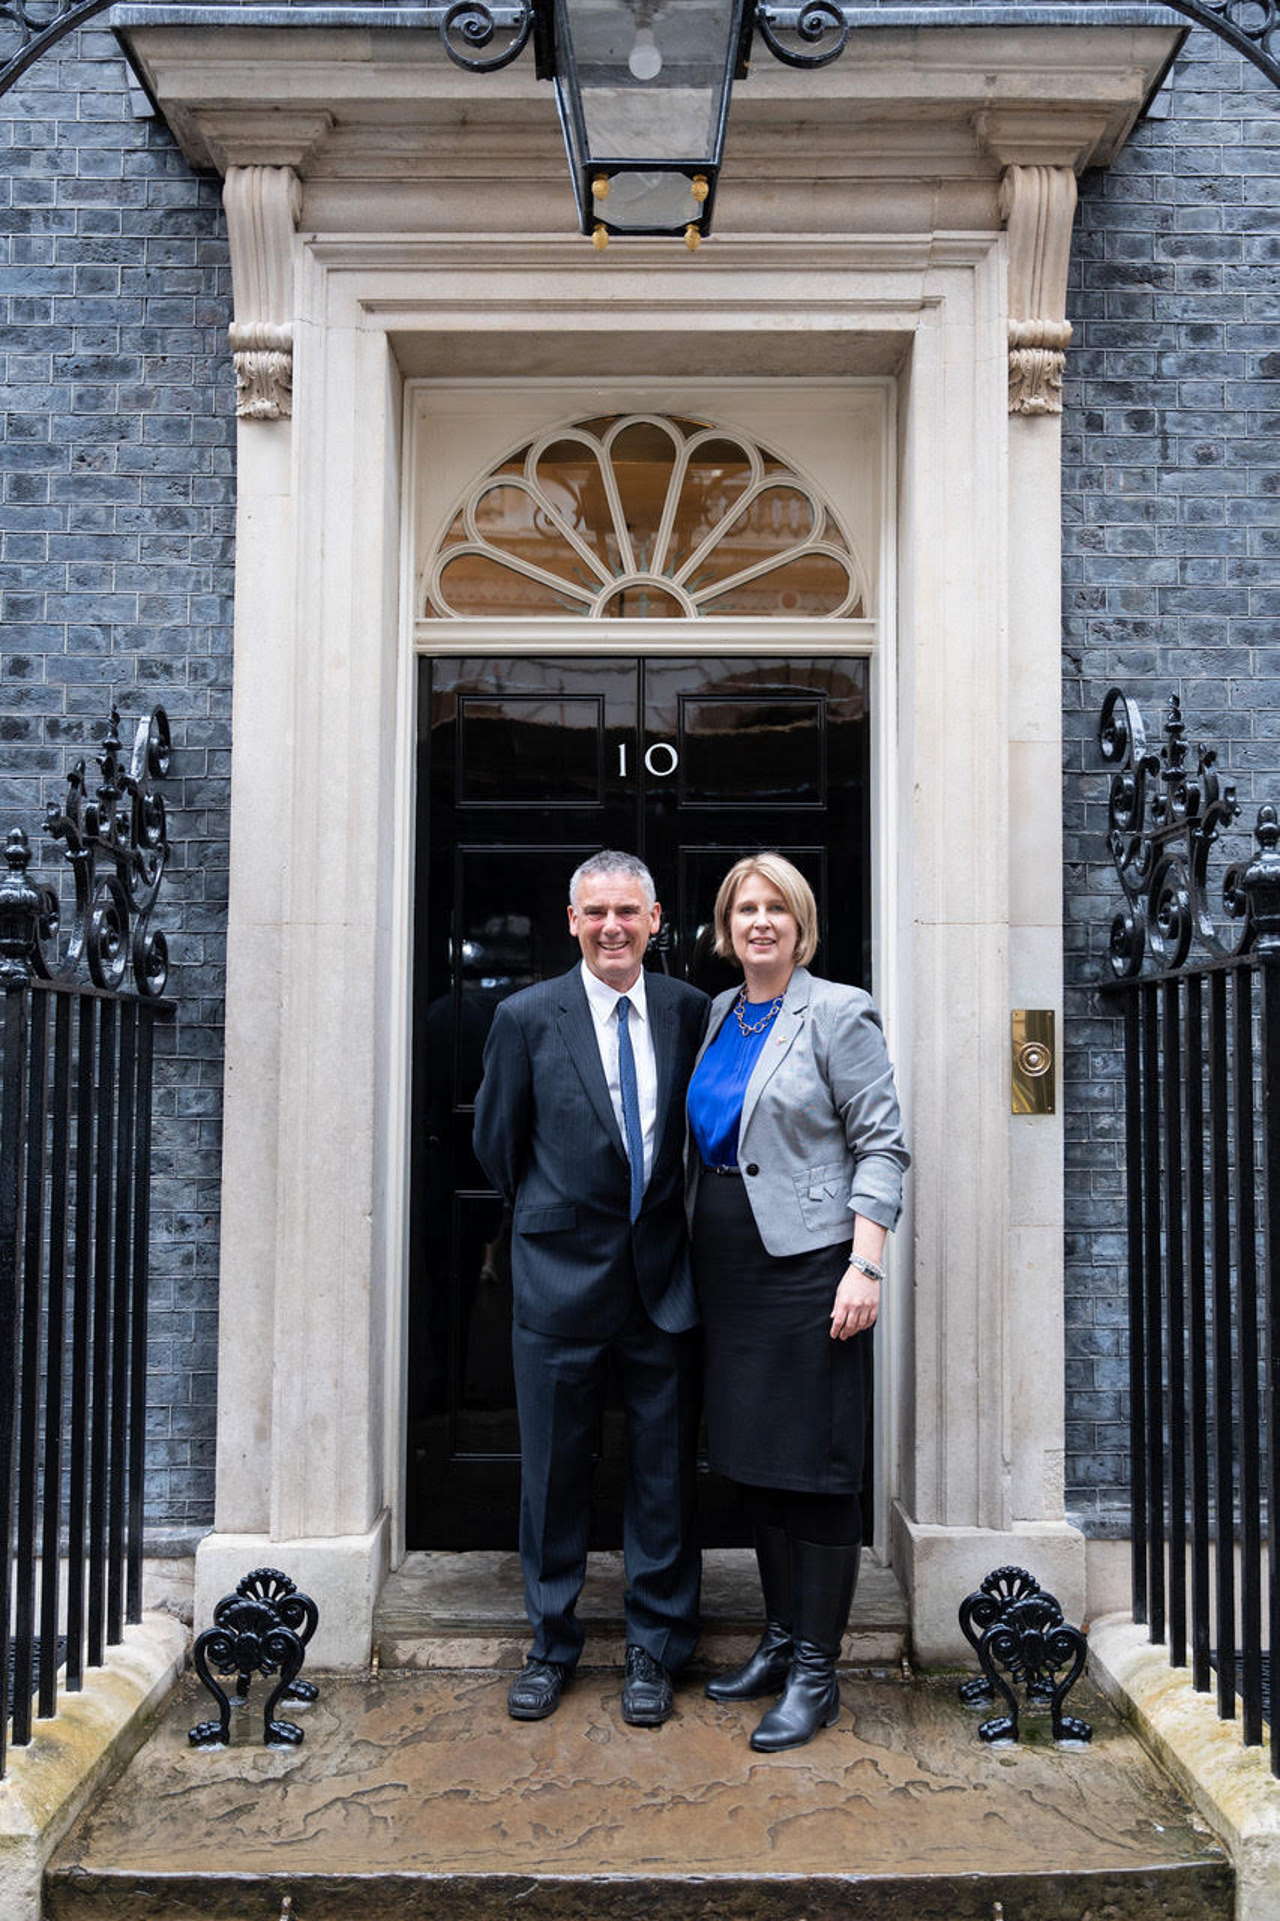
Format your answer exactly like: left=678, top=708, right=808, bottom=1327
left=116, top=18, right=1181, bottom=1664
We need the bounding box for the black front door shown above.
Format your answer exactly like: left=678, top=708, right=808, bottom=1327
left=408, top=654, right=871, bottom=1548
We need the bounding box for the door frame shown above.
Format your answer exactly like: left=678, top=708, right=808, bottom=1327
left=391, top=375, right=901, bottom=1566
left=199, top=226, right=1082, bottom=1667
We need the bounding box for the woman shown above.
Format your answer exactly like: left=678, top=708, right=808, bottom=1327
left=687, top=853, right=909, bottom=1752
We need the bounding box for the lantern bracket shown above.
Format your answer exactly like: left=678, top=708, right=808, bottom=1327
left=437, top=1, right=852, bottom=79
left=438, top=0, right=538, bottom=72
left=756, top=2, right=850, bottom=69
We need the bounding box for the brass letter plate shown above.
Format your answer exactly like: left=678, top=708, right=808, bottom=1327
left=1011, top=1010, right=1055, bottom=1115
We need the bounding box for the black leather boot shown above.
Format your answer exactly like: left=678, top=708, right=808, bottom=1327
left=705, top=1523, right=792, bottom=1702
left=749, top=1537, right=859, bottom=1752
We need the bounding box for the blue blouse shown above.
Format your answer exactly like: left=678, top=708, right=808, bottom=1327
left=687, top=1000, right=781, bottom=1169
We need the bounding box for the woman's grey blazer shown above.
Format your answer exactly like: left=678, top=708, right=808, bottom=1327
left=687, top=966, right=910, bottom=1258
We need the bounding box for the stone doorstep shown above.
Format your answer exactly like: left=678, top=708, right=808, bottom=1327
left=44, top=1667, right=1231, bottom=1921
left=0, top=1614, right=186, bottom=1921
left=1089, top=1611, right=1280, bottom=1921
left=42, top=1866, right=1233, bottom=1921
left=374, top=1547, right=908, bottom=1670
left=393, top=1628, right=906, bottom=1670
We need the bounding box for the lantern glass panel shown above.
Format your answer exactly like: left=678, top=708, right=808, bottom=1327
left=553, top=0, right=740, bottom=230
left=603, top=171, right=702, bottom=232
left=567, top=0, right=736, bottom=154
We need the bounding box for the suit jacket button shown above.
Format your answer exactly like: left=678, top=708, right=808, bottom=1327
left=745, top=1163, right=759, bottom=1177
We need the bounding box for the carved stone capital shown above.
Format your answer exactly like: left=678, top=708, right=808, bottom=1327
left=228, top=323, right=295, bottom=423
left=999, top=164, right=1078, bottom=417
left=201, top=109, right=333, bottom=176
left=1007, top=320, right=1073, bottom=416
left=223, top=166, right=302, bottom=423
left=977, top=108, right=1111, bottom=174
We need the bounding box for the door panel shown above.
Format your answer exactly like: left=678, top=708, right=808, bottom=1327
left=408, top=655, right=871, bottom=1549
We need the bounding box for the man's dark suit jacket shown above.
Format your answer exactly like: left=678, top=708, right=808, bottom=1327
left=473, top=966, right=709, bottom=1341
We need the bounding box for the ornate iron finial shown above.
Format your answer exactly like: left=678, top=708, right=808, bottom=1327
left=0, top=827, right=40, bottom=990
left=34, top=708, right=171, bottom=997
left=1226, top=801, right=1280, bottom=956
left=1098, top=687, right=1244, bottom=978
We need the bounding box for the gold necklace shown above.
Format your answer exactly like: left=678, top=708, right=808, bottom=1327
left=734, top=986, right=784, bottom=1036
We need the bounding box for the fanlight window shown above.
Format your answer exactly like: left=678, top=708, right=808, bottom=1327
left=424, top=414, right=866, bottom=620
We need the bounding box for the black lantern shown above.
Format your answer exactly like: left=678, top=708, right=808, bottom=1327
left=439, top=0, right=851, bottom=244
left=545, top=0, right=751, bottom=246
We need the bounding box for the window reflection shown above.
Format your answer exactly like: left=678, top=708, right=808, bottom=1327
left=411, top=654, right=871, bottom=1545
left=425, top=413, right=865, bottom=619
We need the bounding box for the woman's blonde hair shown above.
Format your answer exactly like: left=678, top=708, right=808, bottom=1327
left=713, top=853, right=819, bottom=968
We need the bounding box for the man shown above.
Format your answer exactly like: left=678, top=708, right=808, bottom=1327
left=473, top=852, right=708, bottom=1727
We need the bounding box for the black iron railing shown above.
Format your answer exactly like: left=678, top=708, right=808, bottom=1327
left=0, top=709, right=172, bottom=1778
left=1097, top=687, right=1280, bottom=1774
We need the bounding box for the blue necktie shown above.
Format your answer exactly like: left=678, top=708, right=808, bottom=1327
left=616, top=996, right=645, bottom=1223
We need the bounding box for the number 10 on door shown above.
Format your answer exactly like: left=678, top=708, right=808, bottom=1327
left=619, top=742, right=679, bottom=779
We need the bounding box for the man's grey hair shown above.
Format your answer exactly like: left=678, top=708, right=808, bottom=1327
left=568, top=851, right=656, bottom=912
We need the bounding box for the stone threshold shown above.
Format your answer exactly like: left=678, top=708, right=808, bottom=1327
left=374, top=1548, right=908, bottom=1670
left=46, top=1666, right=1230, bottom=1921
left=1090, top=1611, right=1280, bottom=1921
left=0, top=1614, right=186, bottom=1921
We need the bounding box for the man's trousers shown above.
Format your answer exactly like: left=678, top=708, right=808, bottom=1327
left=511, top=1301, right=701, bottom=1671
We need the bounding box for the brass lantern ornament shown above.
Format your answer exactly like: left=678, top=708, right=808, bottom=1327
left=439, top=0, right=852, bottom=245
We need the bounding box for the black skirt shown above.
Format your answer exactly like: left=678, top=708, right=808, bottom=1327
left=692, top=1173, right=868, bottom=1496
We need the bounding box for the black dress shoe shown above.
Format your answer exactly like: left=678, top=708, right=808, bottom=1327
left=507, top=1657, right=569, bottom=1721
left=621, top=1644, right=675, bottom=1726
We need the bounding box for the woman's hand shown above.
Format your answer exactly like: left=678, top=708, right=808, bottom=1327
left=831, top=1215, right=888, bottom=1338
left=830, top=1267, right=880, bottom=1339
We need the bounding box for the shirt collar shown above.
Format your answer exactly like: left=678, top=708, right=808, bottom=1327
left=580, top=959, right=649, bottom=1025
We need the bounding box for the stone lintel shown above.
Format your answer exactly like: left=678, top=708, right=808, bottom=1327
left=120, top=23, right=1179, bottom=195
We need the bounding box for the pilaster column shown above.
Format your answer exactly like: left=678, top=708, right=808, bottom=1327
left=891, top=193, right=1087, bottom=1660
left=199, top=137, right=390, bottom=1666
left=999, top=154, right=1078, bottom=1601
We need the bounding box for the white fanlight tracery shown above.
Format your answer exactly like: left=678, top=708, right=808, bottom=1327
left=424, top=412, right=866, bottom=620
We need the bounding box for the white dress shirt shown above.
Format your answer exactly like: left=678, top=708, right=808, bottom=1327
left=580, top=959, right=658, bottom=1188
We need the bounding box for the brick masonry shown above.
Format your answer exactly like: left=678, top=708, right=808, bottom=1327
left=0, top=20, right=1275, bottom=1538
left=1064, top=32, right=1280, bottom=1532
left=0, top=27, right=233, bottom=1536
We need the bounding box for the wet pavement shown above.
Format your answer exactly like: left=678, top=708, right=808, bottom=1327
left=47, top=1666, right=1232, bottom=1920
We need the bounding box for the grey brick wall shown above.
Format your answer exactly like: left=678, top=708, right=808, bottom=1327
left=1062, top=29, right=1280, bottom=1532
left=0, top=27, right=234, bottom=1534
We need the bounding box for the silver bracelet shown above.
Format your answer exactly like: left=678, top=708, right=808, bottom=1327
left=848, top=1252, right=884, bottom=1284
